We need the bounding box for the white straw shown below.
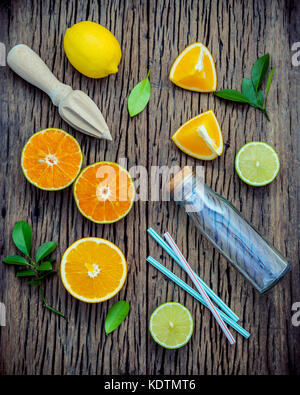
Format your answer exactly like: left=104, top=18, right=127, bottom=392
left=164, top=232, right=236, bottom=345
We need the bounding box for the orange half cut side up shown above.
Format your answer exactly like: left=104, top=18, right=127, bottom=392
left=21, top=128, right=83, bottom=190
left=73, top=161, right=135, bottom=224
left=61, top=237, right=127, bottom=303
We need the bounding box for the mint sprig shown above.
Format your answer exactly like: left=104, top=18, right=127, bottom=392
left=215, top=53, right=275, bottom=121
left=3, top=221, right=65, bottom=318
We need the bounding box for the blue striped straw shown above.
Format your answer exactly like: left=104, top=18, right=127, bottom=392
left=147, top=256, right=250, bottom=339
left=147, top=227, right=239, bottom=323
left=164, top=232, right=235, bottom=344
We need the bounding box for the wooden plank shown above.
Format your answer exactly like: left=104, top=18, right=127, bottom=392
left=147, top=0, right=300, bottom=375
left=0, top=0, right=148, bottom=375
left=0, top=0, right=299, bottom=375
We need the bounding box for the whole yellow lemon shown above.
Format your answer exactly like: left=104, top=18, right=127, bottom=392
left=64, top=21, right=122, bottom=78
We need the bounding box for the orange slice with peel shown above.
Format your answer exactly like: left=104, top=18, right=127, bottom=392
left=172, top=110, right=223, bottom=160
left=169, top=42, right=217, bottom=92
left=21, top=128, right=83, bottom=190
left=73, top=161, right=135, bottom=224
left=61, top=237, right=127, bottom=303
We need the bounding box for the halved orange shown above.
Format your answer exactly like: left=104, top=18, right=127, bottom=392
left=169, top=42, right=217, bottom=92
left=21, top=128, right=83, bottom=190
left=61, top=237, right=127, bottom=303
left=73, top=161, right=135, bottom=224
left=172, top=110, right=223, bottom=160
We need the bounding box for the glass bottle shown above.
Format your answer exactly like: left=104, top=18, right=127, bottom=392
left=167, top=167, right=290, bottom=293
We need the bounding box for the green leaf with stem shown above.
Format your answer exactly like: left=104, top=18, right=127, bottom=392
left=39, top=286, right=65, bottom=319
left=105, top=301, right=130, bottom=335
left=12, top=221, right=32, bottom=257
left=3, top=255, right=30, bottom=265
left=128, top=69, right=151, bottom=117
left=4, top=221, right=64, bottom=319
left=36, top=241, right=57, bottom=263
left=215, top=53, right=274, bottom=121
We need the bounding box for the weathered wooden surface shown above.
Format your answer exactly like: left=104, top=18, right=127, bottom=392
left=0, top=0, right=299, bottom=375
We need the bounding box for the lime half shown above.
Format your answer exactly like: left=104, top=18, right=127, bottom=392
left=235, top=142, right=280, bottom=186
left=149, top=302, right=194, bottom=349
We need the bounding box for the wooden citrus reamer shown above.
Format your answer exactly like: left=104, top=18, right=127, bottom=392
left=7, top=44, right=112, bottom=140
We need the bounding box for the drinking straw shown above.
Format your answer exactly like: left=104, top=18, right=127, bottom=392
left=147, top=227, right=239, bottom=322
left=147, top=256, right=250, bottom=339
left=164, top=232, right=236, bottom=345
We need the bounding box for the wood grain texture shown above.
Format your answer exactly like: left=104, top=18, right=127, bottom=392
left=0, top=0, right=299, bottom=375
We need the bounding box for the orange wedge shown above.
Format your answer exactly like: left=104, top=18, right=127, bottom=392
left=21, top=128, right=83, bottom=190
left=61, top=237, right=127, bottom=303
left=169, top=42, right=217, bottom=92
left=172, top=110, right=223, bottom=160
left=73, top=161, right=135, bottom=224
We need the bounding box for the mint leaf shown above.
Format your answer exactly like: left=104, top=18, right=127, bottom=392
left=105, top=301, right=130, bottom=335
left=12, top=221, right=32, bottom=257
left=251, top=53, right=270, bottom=91
left=241, top=78, right=258, bottom=107
left=3, top=255, right=30, bottom=265
left=215, top=89, right=250, bottom=103
left=36, top=241, right=57, bottom=263
left=128, top=70, right=151, bottom=117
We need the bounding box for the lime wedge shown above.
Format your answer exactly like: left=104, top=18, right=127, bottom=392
left=235, top=142, right=280, bottom=186
left=149, top=302, right=194, bottom=349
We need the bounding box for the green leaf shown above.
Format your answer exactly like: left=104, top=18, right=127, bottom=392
left=214, top=89, right=250, bottom=103
left=36, top=241, right=57, bottom=263
left=257, top=89, right=264, bottom=106
left=37, top=261, right=53, bottom=272
left=12, top=221, right=32, bottom=257
left=105, top=301, right=130, bottom=335
left=16, top=269, right=36, bottom=277
left=241, top=78, right=258, bottom=107
left=128, top=70, right=151, bottom=117
left=251, top=53, right=270, bottom=91
left=3, top=255, right=30, bottom=266
left=28, top=279, right=42, bottom=286
left=264, top=66, right=276, bottom=107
